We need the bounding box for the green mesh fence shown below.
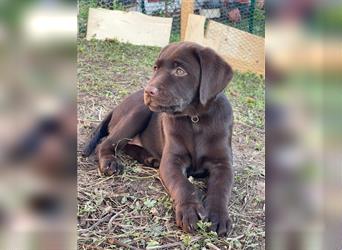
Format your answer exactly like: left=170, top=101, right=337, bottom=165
left=194, top=0, right=265, bottom=36
left=78, top=0, right=265, bottom=41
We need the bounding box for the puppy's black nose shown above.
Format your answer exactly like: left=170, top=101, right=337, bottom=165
left=144, top=86, right=159, bottom=96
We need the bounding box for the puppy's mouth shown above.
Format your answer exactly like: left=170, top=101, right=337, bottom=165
left=148, top=103, right=180, bottom=113
left=144, top=91, right=185, bottom=113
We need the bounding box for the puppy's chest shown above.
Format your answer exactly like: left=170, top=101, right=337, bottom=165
left=189, top=122, right=207, bottom=148
left=176, top=118, right=210, bottom=161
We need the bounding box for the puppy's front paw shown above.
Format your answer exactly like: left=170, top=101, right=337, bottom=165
left=207, top=208, right=232, bottom=236
left=99, top=157, right=124, bottom=176
left=175, top=201, right=206, bottom=233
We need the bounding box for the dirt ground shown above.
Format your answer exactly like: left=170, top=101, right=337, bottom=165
left=77, top=39, right=265, bottom=249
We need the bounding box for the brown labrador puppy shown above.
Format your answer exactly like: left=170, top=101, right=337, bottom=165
left=82, top=42, right=234, bottom=236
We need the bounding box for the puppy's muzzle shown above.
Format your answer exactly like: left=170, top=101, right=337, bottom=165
left=144, top=86, right=159, bottom=97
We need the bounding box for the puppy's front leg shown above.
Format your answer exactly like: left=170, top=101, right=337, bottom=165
left=159, top=152, right=206, bottom=233
left=205, top=158, right=234, bottom=236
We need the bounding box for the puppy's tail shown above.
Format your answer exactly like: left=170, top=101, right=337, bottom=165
left=82, top=111, right=113, bottom=157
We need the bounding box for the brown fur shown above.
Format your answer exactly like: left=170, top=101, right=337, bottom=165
left=83, top=42, right=234, bottom=236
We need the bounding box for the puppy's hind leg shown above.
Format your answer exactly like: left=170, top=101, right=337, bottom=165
left=122, top=144, right=160, bottom=168
left=96, top=91, right=152, bottom=176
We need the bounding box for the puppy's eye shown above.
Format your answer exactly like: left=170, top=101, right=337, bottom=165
left=175, top=67, right=187, bottom=76
left=153, top=65, right=158, bottom=72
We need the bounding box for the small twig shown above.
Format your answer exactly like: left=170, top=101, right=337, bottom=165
left=206, top=242, right=221, bottom=250
left=225, top=234, right=244, bottom=241
left=146, top=242, right=183, bottom=249
left=218, top=234, right=245, bottom=248
left=107, top=238, right=143, bottom=250
left=110, top=222, right=148, bottom=230
left=124, top=174, right=158, bottom=180
left=117, top=215, right=148, bottom=219
left=93, top=176, right=116, bottom=185
left=77, top=118, right=101, bottom=123
left=98, top=107, right=103, bottom=121
left=79, top=213, right=112, bottom=233
left=107, top=209, right=125, bottom=231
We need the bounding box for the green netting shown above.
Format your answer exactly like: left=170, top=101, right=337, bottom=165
left=78, top=0, right=265, bottom=41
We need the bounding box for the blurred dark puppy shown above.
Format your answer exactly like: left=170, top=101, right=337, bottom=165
left=83, top=42, right=234, bottom=236
left=8, top=107, right=76, bottom=178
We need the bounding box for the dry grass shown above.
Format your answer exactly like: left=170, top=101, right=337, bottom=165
left=78, top=39, right=265, bottom=249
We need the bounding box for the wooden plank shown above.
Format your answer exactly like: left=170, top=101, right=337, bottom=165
left=205, top=20, right=265, bottom=75
left=86, top=8, right=172, bottom=47
left=181, top=0, right=194, bottom=41
left=184, top=14, right=265, bottom=76
left=184, top=14, right=206, bottom=44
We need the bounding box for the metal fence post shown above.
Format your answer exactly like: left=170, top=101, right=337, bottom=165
left=141, top=0, right=146, bottom=14
left=248, top=0, right=256, bottom=34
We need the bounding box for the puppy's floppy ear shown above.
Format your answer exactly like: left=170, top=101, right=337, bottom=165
left=197, top=47, right=233, bottom=106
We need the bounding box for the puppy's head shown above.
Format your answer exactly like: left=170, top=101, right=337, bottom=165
left=144, top=42, right=233, bottom=113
